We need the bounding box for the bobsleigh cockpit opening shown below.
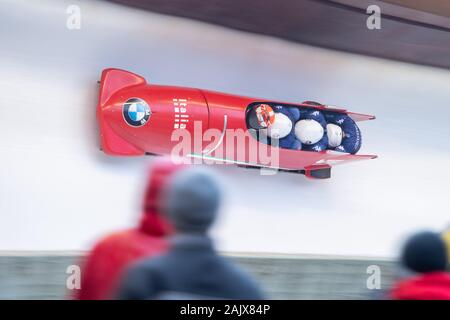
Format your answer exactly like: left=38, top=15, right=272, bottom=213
left=245, top=102, right=362, bottom=154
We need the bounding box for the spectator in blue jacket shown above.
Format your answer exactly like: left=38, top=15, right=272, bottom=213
left=116, top=167, right=265, bottom=300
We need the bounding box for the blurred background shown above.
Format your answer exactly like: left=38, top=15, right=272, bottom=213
left=0, top=0, right=449, bottom=299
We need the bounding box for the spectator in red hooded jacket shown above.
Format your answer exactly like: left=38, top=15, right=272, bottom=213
left=390, top=231, right=450, bottom=300
left=74, top=158, right=185, bottom=300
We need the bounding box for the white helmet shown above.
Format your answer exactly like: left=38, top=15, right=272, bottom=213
left=326, top=123, right=343, bottom=148
left=265, top=113, right=292, bottom=139
left=294, top=119, right=324, bottom=145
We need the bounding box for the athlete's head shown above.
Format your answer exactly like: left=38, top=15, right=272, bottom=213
left=326, top=123, right=343, bottom=148
left=248, top=104, right=275, bottom=129
left=294, top=119, right=324, bottom=145
left=266, top=112, right=292, bottom=139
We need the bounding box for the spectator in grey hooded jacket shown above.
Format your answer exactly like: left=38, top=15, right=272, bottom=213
left=116, top=167, right=265, bottom=300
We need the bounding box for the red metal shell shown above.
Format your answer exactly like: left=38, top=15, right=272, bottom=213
left=97, top=68, right=376, bottom=176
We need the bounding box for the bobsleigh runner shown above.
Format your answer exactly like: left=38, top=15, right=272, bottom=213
left=97, top=68, right=376, bottom=179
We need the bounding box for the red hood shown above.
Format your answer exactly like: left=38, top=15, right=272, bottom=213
left=138, top=158, right=185, bottom=237
left=391, top=272, right=450, bottom=300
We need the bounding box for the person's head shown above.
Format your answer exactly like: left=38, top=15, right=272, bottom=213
left=160, top=167, right=221, bottom=235
left=140, top=157, right=186, bottom=236
left=326, top=123, right=343, bottom=148
left=401, top=231, right=448, bottom=273
left=266, top=112, right=292, bottom=139
left=253, top=104, right=275, bottom=129
left=295, top=119, right=324, bottom=145
left=255, top=103, right=275, bottom=129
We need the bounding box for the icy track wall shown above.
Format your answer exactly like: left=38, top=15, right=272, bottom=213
left=1, top=0, right=450, bottom=257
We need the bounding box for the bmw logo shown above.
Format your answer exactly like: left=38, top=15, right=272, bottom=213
left=123, top=98, right=151, bottom=127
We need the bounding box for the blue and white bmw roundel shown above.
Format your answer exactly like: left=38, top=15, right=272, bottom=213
left=123, top=98, right=151, bottom=127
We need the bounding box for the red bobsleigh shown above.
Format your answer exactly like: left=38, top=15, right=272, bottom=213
left=97, top=68, right=376, bottom=179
